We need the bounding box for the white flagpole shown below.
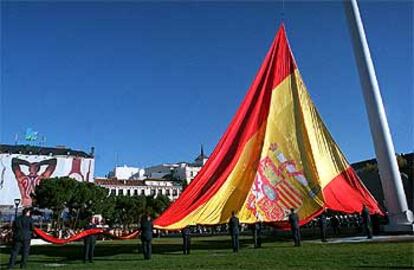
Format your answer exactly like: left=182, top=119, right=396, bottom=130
left=344, top=0, right=413, bottom=231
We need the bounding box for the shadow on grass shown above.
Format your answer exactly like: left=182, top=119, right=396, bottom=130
left=355, top=266, right=414, bottom=269
left=0, top=235, right=290, bottom=264
left=0, top=231, right=347, bottom=268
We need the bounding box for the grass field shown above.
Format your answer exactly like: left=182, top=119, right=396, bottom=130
left=1, top=235, right=413, bottom=269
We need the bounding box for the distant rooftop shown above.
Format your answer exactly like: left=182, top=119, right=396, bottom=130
left=95, top=178, right=146, bottom=186
left=0, top=144, right=94, bottom=158
left=95, top=177, right=182, bottom=187
left=195, top=144, right=208, bottom=161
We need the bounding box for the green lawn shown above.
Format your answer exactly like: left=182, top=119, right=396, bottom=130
left=1, top=235, right=413, bottom=269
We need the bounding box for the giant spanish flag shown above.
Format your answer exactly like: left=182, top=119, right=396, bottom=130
left=155, top=24, right=383, bottom=230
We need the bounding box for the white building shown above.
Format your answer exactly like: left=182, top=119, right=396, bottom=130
left=108, top=165, right=145, bottom=180
left=143, top=163, right=179, bottom=180
left=94, top=178, right=182, bottom=201
left=144, top=145, right=208, bottom=184
left=173, top=162, right=202, bottom=184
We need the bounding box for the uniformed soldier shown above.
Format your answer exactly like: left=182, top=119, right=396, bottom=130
left=251, top=222, right=262, bottom=248
left=228, top=211, right=240, bottom=252
left=361, top=205, right=373, bottom=239
left=288, top=208, right=301, bottom=247
left=318, top=213, right=327, bottom=242
left=7, top=207, right=34, bottom=269
left=330, top=215, right=340, bottom=236
left=140, top=214, right=153, bottom=260
left=181, top=226, right=191, bottom=255
left=83, top=217, right=97, bottom=263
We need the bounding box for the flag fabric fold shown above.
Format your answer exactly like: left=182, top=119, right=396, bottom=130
left=33, top=228, right=140, bottom=244
left=154, top=24, right=383, bottom=231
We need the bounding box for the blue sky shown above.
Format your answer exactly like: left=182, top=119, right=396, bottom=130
left=1, top=1, right=412, bottom=176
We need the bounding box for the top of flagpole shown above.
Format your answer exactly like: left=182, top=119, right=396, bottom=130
left=281, top=0, right=286, bottom=21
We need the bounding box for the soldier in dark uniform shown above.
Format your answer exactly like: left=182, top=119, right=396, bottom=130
left=318, top=213, right=327, bottom=242
left=140, top=214, right=153, bottom=260
left=83, top=217, right=97, bottom=263
left=251, top=222, right=262, bottom=248
left=228, top=211, right=240, bottom=252
left=181, top=226, right=191, bottom=255
left=330, top=215, right=340, bottom=236
left=7, top=207, right=34, bottom=269
left=288, top=208, right=301, bottom=247
left=361, top=205, right=373, bottom=239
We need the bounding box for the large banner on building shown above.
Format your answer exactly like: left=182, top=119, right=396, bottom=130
left=0, top=154, right=95, bottom=206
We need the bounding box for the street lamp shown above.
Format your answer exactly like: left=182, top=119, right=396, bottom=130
left=13, top=198, right=21, bottom=220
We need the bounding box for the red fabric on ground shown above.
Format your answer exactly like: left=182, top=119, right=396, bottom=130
left=34, top=227, right=104, bottom=244
left=33, top=228, right=141, bottom=244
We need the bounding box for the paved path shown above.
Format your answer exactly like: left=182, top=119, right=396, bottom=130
left=307, top=234, right=414, bottom=244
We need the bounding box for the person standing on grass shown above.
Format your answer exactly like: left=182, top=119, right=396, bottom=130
left=140, top=214, right=153, bottom=260
left=318, top=212, right=328, bottom=242
left=330, top=215, right=340, bottom=236
left=361, top=205, right=373, bottom=239
left=7, top=207, right=34, bottom=269
left=83, top=216, right=97, bottom=263
left=228, top=211, right=240, bottom=252
left=288, top=208, right=301, bottom=247
left=181, top=226, right=191, bottom=255
left=251, top=222, right=262, bottom=248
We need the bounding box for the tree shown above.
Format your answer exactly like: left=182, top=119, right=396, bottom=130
left=32, top=178, right=173, bottom=230
left=32, top=177, right=117, bottom=229
left=32, top=177, right=76, bottom=230
left=146, top=194, right=171, bottom=218
left=131, top=195, right=147, bottom=224
left=113, top=195, right=138, bottom=229
left=181, top=179, right=188, bottom=191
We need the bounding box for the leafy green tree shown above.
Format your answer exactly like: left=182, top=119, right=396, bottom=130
left=181, top=179, right=188, bottom=191
left=131, top=195, right=147, bottom=224
left=114, top=195, right=138, bottom=229
left=146, top=194, right=171, bottom=218
left=32, top=177, right=75, bottom=230
left=33, top=177, right=173, bottom=230
left=73, top=182, right=112, bottom=228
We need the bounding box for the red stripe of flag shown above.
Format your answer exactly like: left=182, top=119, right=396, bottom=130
left=277, top=187, right=298, bottom=209
left=281, top=180, right=302, bottom=199
left=278, top=182, right=302, bottom=208
left=277, top=197, right=290, bottom=210
left=154, top=25, right=298, bottom=228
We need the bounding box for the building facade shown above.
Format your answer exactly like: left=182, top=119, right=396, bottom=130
left=143, top=163, right=179, bottom=180
left=144, top=145, right=208, bottom=184
left=94, top=178, right=182, bottom=201
left=108, top=165, right=145, bottom=180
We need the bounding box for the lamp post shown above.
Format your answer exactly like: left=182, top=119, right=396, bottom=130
left=13, top=198, right=21, bottom=221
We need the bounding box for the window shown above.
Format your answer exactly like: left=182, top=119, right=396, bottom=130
left=150, top=189, right=156, bottom=196
left=166, top=189, right=171, bottom=196
left=127, top=190, right=131, bottom=196
left=141, top=189, right=145, bottom=195
left=134, top=190, right=138, bottom=196
left=158, top=189, right=162, bottom=195
left=110, top=189, right=116, bottom=196
left=173, top=189, right=178, bottom=196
